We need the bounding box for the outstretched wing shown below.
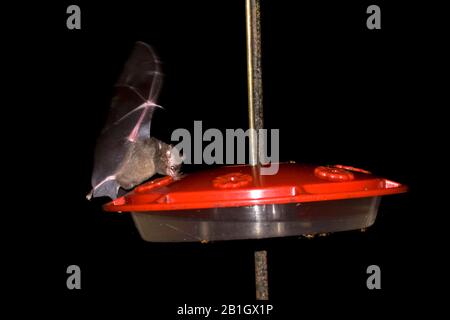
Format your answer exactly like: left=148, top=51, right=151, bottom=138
left=88, top=42, right=163, bottom=200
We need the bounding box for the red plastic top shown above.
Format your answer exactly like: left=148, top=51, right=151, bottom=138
left=103, top=163, right=407, bottom=212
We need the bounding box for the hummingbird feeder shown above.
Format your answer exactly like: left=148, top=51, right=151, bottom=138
left=101, top=0, right=407, bottom=300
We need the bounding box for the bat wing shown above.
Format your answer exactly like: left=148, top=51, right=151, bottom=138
left=88, top=42, right=163, bottom=200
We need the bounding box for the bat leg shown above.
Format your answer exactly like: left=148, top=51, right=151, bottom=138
left=87, top=177, right=121, bottom=200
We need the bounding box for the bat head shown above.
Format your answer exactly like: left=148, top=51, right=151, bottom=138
left=166, top=145, right=184, bottom=178
left=156, top=141, right=183, bottom=178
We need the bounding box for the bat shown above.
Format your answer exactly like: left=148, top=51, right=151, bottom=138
left=87, top=42, right=182, bottom=200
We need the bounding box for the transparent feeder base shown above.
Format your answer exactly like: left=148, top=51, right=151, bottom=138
left=130, top=197, right=381, bottom=242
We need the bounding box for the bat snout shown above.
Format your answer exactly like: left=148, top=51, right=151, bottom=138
left=167, top=164, right=182, bottom=178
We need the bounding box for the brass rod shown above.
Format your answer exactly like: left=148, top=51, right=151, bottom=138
left=246, top=0, right=264, bottom=166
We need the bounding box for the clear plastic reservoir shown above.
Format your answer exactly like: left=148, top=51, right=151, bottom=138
left=130, top=196, right=381, bottom=242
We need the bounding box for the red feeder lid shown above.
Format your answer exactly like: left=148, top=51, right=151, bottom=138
left=104, top=163, right=407, bottom=212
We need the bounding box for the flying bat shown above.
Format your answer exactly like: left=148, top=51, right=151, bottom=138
left=87, top=42, right=182, bottom=200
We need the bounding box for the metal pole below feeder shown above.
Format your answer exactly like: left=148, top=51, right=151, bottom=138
left=255, top=250, right=269, bottom=300
left=245, top=0, right=268, bottom=300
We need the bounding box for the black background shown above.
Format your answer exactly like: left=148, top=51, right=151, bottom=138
left=9, top=0, right=446, bottom=317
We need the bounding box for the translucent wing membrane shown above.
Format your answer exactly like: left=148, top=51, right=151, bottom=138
left=89, top=42, right=163, bottom=199
left=116, top=41, right=163, bottom=101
